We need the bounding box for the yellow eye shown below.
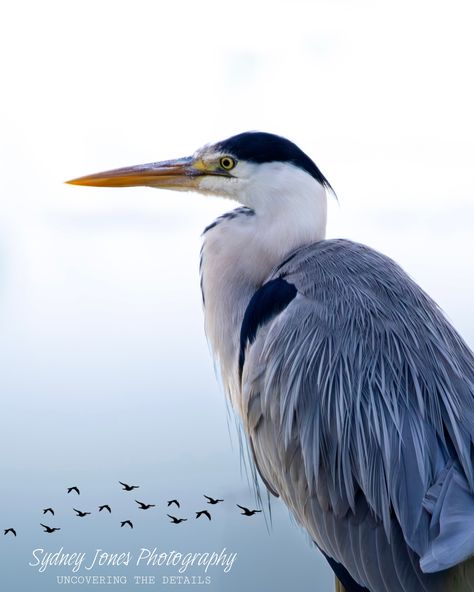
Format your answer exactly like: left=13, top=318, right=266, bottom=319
left=219, top=156, right=236, bottom=171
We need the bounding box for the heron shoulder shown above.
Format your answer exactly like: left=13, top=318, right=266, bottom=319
left=273, top=238, right=429, bottom=300
left=239, top=237, right=471, bottom=387
left=242, top=237, right=453, bottom=352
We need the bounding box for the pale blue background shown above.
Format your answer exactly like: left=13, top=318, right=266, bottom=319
left=1, top=1, right=473, bottom=590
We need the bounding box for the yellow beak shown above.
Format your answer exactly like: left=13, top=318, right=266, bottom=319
left=66, top=156, right=208, bottom=190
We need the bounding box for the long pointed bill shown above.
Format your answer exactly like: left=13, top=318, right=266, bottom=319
left=66, top=156, right=206, bottom=190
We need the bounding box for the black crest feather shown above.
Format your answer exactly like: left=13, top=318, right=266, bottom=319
left=215, top=131, right=332, bottom=191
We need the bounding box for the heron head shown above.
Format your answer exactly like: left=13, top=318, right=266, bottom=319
left=67, top=131, right=332, bottom=210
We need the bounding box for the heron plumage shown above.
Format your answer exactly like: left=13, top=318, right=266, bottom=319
left=69, top=131, right=474, bottom=591
left=236, top=239, right=474, bottom=590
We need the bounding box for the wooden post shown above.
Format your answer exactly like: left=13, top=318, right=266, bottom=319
left=335, top=577, right=347, bottom=592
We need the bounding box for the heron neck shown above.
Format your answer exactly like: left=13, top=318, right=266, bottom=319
left=200, top=186, right=327, bottom=409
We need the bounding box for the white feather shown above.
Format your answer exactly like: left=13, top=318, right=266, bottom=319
left=200, top=163, right=327, bottom=412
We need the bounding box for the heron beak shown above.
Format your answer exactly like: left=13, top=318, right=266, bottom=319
left=66, top=156, right=209, bottom=190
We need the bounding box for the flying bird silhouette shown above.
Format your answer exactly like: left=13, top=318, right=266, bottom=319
left=4, top=528, right=16, bottom=536
left=237, top=505, right=262, bottom=516
left=43, top=508, right=54, bottom=516
left=167, top=515, right=187, bottom=524
left=196, top=510, right=211, bottom=521
left=167, top=499, right=180, bottom=508
left=67, top=486, right=80, bottom=495
left=120, top=520, right=133, bottom=529
left=73, top=509, right=91, bottom=517
left=40, top=524, right=60, bottom=533
left=119, top=481, right=139, bottom=491
left=135, top=500, right=155, bottom=510
left=99, top=505, right=111, bottom=513
left=204, top=495, right=223, bottom=505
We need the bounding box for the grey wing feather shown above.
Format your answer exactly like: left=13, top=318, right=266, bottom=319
left=240, top=239, right=474, bottom=591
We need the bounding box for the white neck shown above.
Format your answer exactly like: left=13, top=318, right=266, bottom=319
left=240, top=163, right=327, bottom=272
left=200, top=166, right=327, bottom=411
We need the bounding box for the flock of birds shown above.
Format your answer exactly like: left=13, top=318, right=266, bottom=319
left=3, top=482, right=262, bottom=537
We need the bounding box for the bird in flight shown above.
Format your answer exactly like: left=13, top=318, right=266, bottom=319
left=4, top=528, right=16, bottom=536
left=237, top=504, right=262, bottom=517
left=40, top=524, right=60, bottom=533
left=195, top=510, right=211, bottom=521
left=43, top=508, right=54, bottom=516
left=119, top=481, right=139, bottom=491
left=203, top=495, right=223, bottom=505
left=167, top=515, right=187, bottom=524
left=98, top=504, right=112, bottom=513
left=167, top=499, right=180, bottom=508
left=135, top=500, right=155, bottom=510
left=67, top=486, right=80, bottom=495
left=73, top=509, right=91, bottom=517
left=120, top=520, right=133, bottom=529
left=68, top=131, right=474, bottom=590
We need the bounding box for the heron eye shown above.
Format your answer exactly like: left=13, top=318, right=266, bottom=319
left=219, top=156, right=236, bottom=171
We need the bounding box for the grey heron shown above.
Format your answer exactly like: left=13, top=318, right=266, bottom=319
left=68, top=131, right=474, bottom=591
